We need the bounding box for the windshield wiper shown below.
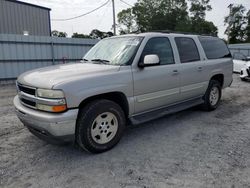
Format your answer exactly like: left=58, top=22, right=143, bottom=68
left=80, top=58, right=89, bottom=63
left=91, top=59, right=110, bottom=64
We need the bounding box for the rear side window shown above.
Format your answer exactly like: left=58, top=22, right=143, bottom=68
left=175, top=37, right=200, bottom=63
left=141, top=37, right=175, bottom=65
left=199, top=37, right=232, bottom=59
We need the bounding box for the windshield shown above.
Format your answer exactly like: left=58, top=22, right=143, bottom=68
left=83, top=36, right=143, bottom=65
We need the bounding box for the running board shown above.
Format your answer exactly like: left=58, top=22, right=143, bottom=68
left=129, top=98, right=204, bottom=125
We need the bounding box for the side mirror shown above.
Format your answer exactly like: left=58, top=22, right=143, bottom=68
left=139, top=54, right=160, bottom=67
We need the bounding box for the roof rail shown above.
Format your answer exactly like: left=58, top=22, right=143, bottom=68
left=148, top=30, right=217, bottom=37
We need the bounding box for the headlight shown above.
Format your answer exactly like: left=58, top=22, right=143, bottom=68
left=36, top=89, right=67, bottom=112
left=37, top=89, right=64, bottom=99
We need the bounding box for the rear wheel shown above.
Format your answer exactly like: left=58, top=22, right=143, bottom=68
left=201, top=80, right=222, bottom=111
left=76, top=99, right=126, bottom=153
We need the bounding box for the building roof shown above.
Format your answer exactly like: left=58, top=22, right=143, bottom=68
left=6, top=0, right=51, bottom=11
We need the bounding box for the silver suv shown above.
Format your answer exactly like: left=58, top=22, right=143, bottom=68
left=14, top=32, right=233, bottom=153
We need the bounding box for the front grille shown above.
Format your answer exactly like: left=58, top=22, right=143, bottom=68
left=17, top=83, right=37, bottom=109
left=20, top=98, right=36, bottom=107
left=18, top=84, right=36, bottom=96
left=16, top=83, right=65, bottom=112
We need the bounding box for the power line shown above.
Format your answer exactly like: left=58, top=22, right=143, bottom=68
left=52, top=0, right=110, bottom=21
left=120, top=0, right=133, bottom=7
left=96, top=0, right=111, bottom=29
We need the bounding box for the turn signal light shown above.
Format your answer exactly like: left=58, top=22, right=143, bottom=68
left=37, top=104, right=67, bottom=113
left=52, top=105, right=67, bottom=112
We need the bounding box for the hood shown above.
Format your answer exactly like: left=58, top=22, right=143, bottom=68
left=17, top=63, right=120, bottom=89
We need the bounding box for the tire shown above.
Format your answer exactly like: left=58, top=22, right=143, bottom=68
left=201, top=80, right=222, bottom=111
left=76, top=99, right=126, bottom=153
left=241, top=77, right=247, bottom=81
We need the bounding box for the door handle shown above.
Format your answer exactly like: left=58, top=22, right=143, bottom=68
left=172, top=70, right=179, bottom=75
left=198, top=67, right=203, bottom=71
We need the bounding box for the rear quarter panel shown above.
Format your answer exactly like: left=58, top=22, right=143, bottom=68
left=204, top=58, right=233, bottom=89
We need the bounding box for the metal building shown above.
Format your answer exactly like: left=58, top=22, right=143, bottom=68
left=228, top=43, right=250, bottom=57
left=0, top=0, right=51, bottom=36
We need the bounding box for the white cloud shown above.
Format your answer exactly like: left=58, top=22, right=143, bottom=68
left=19, top=0, right=250, bottom=38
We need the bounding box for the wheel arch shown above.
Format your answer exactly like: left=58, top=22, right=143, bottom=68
left=78, top=92, right=129, bottom=118
left=210, top=74, right=224, bottom=87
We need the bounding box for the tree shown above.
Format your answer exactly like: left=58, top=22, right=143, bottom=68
left=51, top=30, right=67, bottom=37
left=189, top=0, right=217, bottom=35
left=72, top=33, right=91, bottom=38
left=224, top=4, right=247, bottom=44
left=117, top=0, right=217, bottom=35
left=89, top=29, right=114, bottom=39
left=189, top=0, right=211, bottom=20
left=118, top=8, right=138, bottom=34
left=245, top=10, right=250, bottom=42
left=131, top=0, right=189, bottom=32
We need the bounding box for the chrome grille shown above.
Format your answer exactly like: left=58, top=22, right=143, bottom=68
left=16, top=83, right=66, bottom=111
left=17, top=83, right=37, bottom=109
left=18, top=84, right=36, bottom=95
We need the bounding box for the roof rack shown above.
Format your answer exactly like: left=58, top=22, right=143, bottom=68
left=148, top=30, right=217, bottom=37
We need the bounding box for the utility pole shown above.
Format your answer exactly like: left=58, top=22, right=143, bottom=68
left=227, top=4, right=233, bottom=42
left=112, top=0, right=116, bottom=35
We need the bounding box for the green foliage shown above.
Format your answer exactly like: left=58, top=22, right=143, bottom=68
left=189, top=0, right=211, bottom=20
left=245, top=10, right=250, bottom=42
left=71, top=30, right=113, bottom=39
left=72, top=33, right=91, bottom=38
left=51, top=30, right=67, bottom=37
left=118, top=8, right=138, bottom=33
left=89, top=29, right=114, bottom=39
left=117, top=0, right=217, bottom=36
left=224, top=4, right=247, bottom=44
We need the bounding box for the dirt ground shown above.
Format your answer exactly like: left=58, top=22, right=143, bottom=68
left=1, top=74, right=250, bottom=188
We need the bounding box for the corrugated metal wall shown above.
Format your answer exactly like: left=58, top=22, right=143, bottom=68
left=0, top=34, right=98, bottom=80
left=228, top=44, right=250, bottom=57
left=0, top=0, right=51, bottom=36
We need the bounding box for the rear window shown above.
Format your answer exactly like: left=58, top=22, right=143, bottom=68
left=199, top=37, right=232, bottom=59
left=175, top=37, right=200, bottom=63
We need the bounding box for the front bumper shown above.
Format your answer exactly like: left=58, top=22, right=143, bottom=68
left=240, top=67, right=250, bottom=79
left=14, top=95, right=78, bottom=143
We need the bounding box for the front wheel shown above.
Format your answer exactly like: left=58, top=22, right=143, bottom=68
left=76, top=99, right=126, bottom=153
left=201, top=80, right=222, bottom=111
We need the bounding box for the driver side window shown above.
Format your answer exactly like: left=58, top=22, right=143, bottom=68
left=140, top=37, right=175, bottom=65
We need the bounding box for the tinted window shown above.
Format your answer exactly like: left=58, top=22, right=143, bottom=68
left=141, top=37, right=175, bottom=65
left=199, top=37, right=232, bottom=59
left=175, top=37, right=200, bottom=63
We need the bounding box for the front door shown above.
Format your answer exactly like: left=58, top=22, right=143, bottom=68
left=132, top=37, right=181, bottom=114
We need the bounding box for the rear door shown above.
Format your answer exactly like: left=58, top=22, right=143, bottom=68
left=175, top=37, right=207, bottom=101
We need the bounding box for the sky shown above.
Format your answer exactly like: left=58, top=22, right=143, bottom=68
left=20, top=0, right=250, bottom=39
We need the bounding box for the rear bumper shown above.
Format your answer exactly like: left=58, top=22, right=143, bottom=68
left=14, top=95, right=78, bottom=143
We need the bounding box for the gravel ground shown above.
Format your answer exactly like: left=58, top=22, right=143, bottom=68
left=1, top=74, right=250, bottom=188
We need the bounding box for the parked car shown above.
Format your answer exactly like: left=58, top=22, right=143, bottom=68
left=14, top=33, right=233, bottom=153
left=233, top=52, right=250, bottom=81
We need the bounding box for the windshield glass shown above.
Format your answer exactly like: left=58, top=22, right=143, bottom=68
left=83, top=36, right=143, bottom=65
